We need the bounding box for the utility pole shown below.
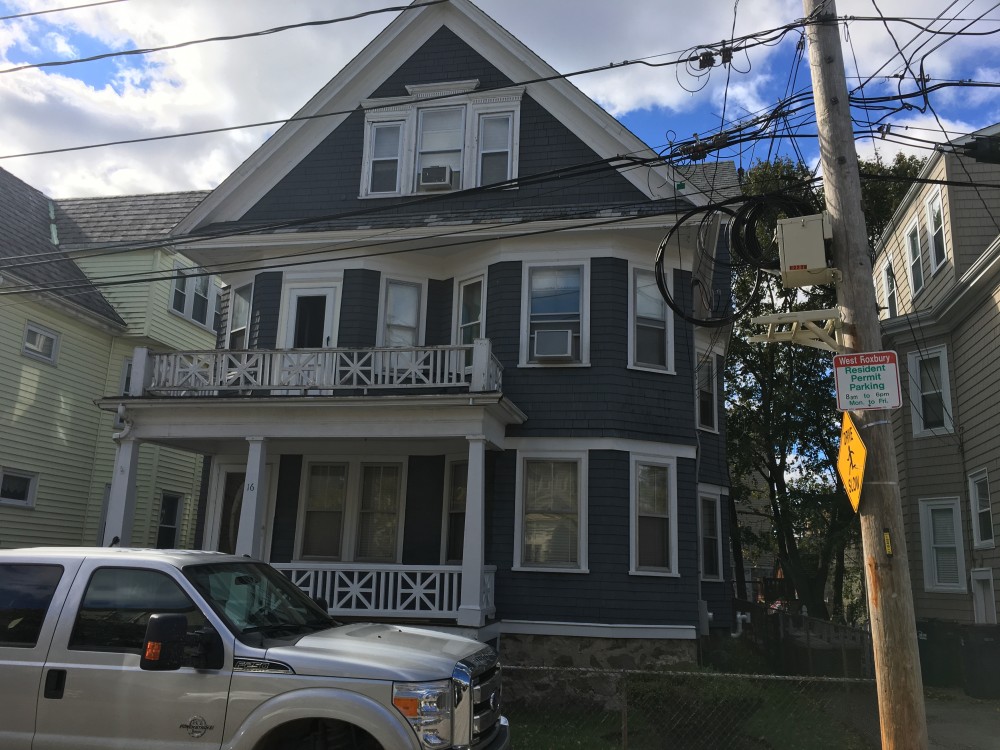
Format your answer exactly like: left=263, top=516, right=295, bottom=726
left=802, top=1, right=929, bottom=748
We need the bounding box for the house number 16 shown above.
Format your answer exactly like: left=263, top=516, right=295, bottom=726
left=246, top=482, right=256, bottom=492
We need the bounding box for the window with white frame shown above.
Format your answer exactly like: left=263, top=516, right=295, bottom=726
left=355, top=464, right=403, bottom=562
left=171, top=263, right=220, bottom=330
left=382, top=279, right=423, bottom=347
left=882, top=263, right=898, bottom=318
left=360, top=81, right=522, bottom=198
left=906, top=221, right=924, bottom=296
left=22, top=321, right=59, bottom=364
left=697, top=353, right=717, bottom=431
left=515, top=454, right=586, bottom=571
left=632, top=458, right=676, bottom=574
left=700, top=494, right=723, bottom=580
left=926, top=190, right=947, bottom=271
left=908, top=346, right=953, bottom=434
left=633, top=268, right=672, bottom=370
left=919, top=497, right=966, bottom=592
left=156, top=491, right=183, bottom=549
left=457, top=276, right=484, bottom=366
left=300, top=463, right=349, bottom=559
left=114, top=358, right=133, bottom=428
left=0, top=467, right=38, bottom=508
left=228, top=284, right=253, bottom=349
left=523, top=263, right=586, bottom=364
left=443, top=461, right=468, bottom=564
left=969, top=469, right=995, bottom=549
left=971, top=569, right=997, bottom=624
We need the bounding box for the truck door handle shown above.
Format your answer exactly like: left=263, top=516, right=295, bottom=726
left=44, top=669, right=66, bottom=699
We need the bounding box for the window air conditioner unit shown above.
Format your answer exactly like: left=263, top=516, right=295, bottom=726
left=419, top=165, right=453, bottom=189
left=533, top=329, right=574, bottom=360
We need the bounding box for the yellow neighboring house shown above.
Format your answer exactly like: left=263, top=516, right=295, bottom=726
left=0, top=166, right=214, bottom=550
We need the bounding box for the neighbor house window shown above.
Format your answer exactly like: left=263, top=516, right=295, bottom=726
left=523, top=263, right=586, bottom=364
left=156, top=492, right=183, bottom=549
left=360, top=81, right=522, bottom=198
left=882, top=263, right=897, bottom=318
left=906, top=220, right=924, bottom=296
left=443, top=461, right=468, bottom=564
left=697, top=353, right=717, bottom=431
left=632, top=459, right=677, bottom=574
left=516, top=455, right=586, bottom=571
left=969, top=470, right=995, bottom=549
left=171, top=263, right=220, bottom=331
left=919, top=497, right=966, bottom=592
left=633, top=268, right=671, bottom=370
left=22, top=322, right=59, bottom=364
left=926, top=190, right=947, bottom=271
left=0, top=467, right=38, bottom=508
left=700, top=494, right=722, bottom=580
left=382, top=279, right=422, bottom=348
left=908, top=346, right=953, bottom=434
left=114, top=358, right=133, bottom=428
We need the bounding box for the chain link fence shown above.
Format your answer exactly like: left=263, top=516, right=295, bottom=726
left=503, top=665, right=880, bottom=750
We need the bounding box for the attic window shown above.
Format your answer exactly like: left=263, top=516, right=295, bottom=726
left=360, top=82, right=523, bottom=198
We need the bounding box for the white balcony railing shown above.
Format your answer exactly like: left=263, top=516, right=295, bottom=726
left=273, top=563, right=497, bottom=620
left=134, top=340, right=502, bottom=396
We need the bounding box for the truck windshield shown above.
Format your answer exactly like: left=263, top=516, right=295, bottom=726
left=184, top=562, right=334, bottom=644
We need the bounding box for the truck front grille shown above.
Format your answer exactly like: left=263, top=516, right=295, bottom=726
left=453, top=647, right=503, bottom=749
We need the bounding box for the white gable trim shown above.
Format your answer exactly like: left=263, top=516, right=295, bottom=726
left=174, top=0, right=694, bottom=235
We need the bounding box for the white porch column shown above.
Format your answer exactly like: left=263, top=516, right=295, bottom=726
left=235, top=437, right=268, bottom=558
left=458, top=436, right=487, bottom=626
left=103, top=438, right=140, bottom=546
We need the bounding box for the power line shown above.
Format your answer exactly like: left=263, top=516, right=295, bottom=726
left=0, top=0, right=126, bottom=21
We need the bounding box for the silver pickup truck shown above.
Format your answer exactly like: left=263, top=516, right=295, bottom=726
left=0, top=547, right=510, bottom=750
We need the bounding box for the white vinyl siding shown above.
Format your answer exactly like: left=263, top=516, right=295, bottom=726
left=918, top=497, right=966, bottom=593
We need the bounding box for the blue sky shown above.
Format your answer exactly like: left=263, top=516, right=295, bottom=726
left=0, top=0, right=997, bottom=197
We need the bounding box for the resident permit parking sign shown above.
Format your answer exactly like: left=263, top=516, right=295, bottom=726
left=833, top=351, right=901, bottom=411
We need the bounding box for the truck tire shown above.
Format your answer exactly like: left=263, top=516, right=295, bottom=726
left=259, top=718, right=383, bottom=750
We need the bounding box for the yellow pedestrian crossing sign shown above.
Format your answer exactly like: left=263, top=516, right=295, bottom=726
left=837, top=412, right=866, bottom=512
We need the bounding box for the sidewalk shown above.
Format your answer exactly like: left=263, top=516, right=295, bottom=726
left=925, top=688, right=1000, bottom=750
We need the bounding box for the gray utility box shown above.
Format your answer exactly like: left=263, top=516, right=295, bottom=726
left=776, top=212, right=835, bottom=288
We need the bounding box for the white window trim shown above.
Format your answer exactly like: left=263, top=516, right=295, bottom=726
left=513, top=448, right=589, bottom=573
left=156, top=490, right=184, bottom=548
left=519, top=260, right=591, bottom=367
left=276, top=280, right=343, bottom=350
left=440, top=455, right=468, bottom=565
left=22, top=321, right=60, bottom=364
left=968, top=468, right=995, bottom=550
left=453, top=272, right=487, bottom=347
left=226, top=282, right=254, bottom=349
left=629, top=454, right=678, bottom=577
left=699, top=490, right=724, bottom=582
left=918, top=497, right=967, bottom=593
left=971, top=568, right=998, bottom=624
left=905, top=218, right=925, bottom=296
left=114, top=357, right=133, bottom=428
left=359, top=82, right=523, bottom=198
left=881, top=262, right=897, bottom=318
left=925, top=188, right=947, bottom=273
left=293, top=456, right=407, bottom=563
left=377, top=275, right=428, bottom=347
left=170, top=262, right=221, bottom=332
left=907, top=345, right=954, bottom=436
left=696, top=351, right=719, bottom=433
left=0, top=467, right=39, bottom=508
left=629, top=265, right=675, bottom=374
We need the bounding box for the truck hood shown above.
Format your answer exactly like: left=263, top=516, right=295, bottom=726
left=265, top=622, right=490, bottom=682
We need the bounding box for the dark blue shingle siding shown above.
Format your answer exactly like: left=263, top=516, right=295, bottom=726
left=249, top=271, right=283, bottom=349
left=426, top=278, right=453, bottom=346
left=338, top=268, right=381, bottom=348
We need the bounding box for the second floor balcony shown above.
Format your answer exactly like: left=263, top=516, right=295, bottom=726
left=129, top=339, right=503, bottom=398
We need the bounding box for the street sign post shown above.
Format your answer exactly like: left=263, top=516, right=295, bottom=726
left=837, top=411, right=867, bottom=512
left=833, top=350, right=901, bottom=411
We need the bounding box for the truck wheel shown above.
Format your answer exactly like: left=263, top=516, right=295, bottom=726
left=264, top=718, right=382, bottom=750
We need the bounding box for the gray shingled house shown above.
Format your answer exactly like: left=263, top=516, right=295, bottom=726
left=98, top=0, right=739, bottom=664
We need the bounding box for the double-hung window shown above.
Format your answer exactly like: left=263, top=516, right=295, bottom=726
left=457, top=276, right=484, bottom=366
left=906, top=221, right=924, bottom=296
left=515, top=453, right=587, bottom=571
left=171, top=263, right=220, bottom=331
left=633, top=268, right=671, bottom=370
left=382, top=279, right=423, bottom=348
left=22, top=322, right=59, bottom=364
left=926, top=190, right=947, bottom=271
left=700, top=494, right=723, bottom=580
left=523, top=263, right=587, bottom=364
left=632, top=458, right=677, bottom=574
left=228, top=284, right=253, bottom=349
left=0, top=467, right=38, bottom=508
left=360, top=81, right=522, bottom=198
left=882, top=263, right=897, bottom=318
left=697, top=353, right=718, bottom=431
left=969, top=470, right=995, bottom=549
left=908, top=346, right=953, bottom=435
left=443, top=461, right=468, bottom=564
left=156, top=492, right=183, bottom=549
left=919, top=497, right=966, bottom=592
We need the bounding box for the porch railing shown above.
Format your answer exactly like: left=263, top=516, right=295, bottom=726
left=133, top=340, right=502, bottom=396
left=273, top=563, right=497, bottom=621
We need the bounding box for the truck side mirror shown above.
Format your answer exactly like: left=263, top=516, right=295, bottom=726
left=140, top=613, right=187, bottom=671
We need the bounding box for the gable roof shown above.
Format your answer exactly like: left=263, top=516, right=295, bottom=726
left=175, top=0, right=707, bottom=235
left=56, top=191, right=209, bottom=250
left=0, top=167, right=124, bottom=327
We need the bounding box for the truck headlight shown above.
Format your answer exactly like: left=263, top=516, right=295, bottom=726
left=392, top=680, right=453, bottom=749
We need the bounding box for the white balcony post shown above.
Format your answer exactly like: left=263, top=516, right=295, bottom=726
left=235, top=437, right=269, bottom=558
left=470, top=339, right=491, bottom=392
left=458, top=436, right=487, bottom=626
left=103, top=438, right=140, bottom=546
left=128, top=347, right=150, bottom=396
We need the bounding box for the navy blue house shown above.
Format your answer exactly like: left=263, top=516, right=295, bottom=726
left=101, top=0, right=736, bottom=665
